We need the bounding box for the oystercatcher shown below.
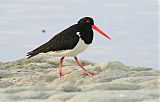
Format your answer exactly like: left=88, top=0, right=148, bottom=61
left=27, top=17, right=111, bottom=78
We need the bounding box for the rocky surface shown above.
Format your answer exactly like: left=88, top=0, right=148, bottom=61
left=0, top=55, right=159, bottom=102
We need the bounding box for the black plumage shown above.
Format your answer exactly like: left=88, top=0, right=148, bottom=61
left=27, top=24, right=80, bottom=58
left=27, top=17, right=94, bottom=59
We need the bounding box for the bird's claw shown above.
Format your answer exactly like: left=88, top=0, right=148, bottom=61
left=86, top=71, right=95, bottom=76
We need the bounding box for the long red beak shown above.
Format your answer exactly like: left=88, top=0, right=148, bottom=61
left=92, top=25, right=111, bottom=40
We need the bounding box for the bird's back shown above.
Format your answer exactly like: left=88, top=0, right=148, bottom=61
left=27, top=24, right=80, bottom=58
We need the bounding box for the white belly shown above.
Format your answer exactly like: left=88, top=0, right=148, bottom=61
left=46, top=38, right=89, bottom=57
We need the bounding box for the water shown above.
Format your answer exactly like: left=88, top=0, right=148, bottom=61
left=0, top=0, right=159, bottom=68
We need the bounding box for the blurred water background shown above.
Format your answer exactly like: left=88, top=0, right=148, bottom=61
left=0, top=0, right=159, bottom=68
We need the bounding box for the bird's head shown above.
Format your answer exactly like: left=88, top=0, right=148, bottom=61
left=78, top=17, right=111, bottom=40
left=78, top=17, right=94, bottom=26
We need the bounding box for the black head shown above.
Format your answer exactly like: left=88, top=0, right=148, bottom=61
left=78, top=17, right=94, bottom=27
left=77, top=17, right=111, bottom=40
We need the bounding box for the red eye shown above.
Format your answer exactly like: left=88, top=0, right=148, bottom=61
left=86, top=20, right=90, bottom=23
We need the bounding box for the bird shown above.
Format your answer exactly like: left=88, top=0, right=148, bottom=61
left=27, top=17, right=111, bottom=78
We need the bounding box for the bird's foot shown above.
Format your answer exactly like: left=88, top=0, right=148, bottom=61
left=58, top=71, right=71, bottom=78
left=86, top=71, right=95, bottom=76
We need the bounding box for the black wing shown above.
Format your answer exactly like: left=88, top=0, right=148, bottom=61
left=27, top=24, right=80, bottom=58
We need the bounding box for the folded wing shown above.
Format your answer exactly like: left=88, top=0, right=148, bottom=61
left=27, top=24, right=80, bottom=58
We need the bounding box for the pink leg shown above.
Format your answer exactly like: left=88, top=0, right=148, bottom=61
left=59, top=57, right=64, bottom=78
left=74, top=57, right=95, bottom=76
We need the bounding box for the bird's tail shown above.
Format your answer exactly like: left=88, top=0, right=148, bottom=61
left=26, top=51, right=37, bottom=59
left=26, top=42, right=49, bottom=59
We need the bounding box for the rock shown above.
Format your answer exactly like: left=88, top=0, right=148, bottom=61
left=12, top=74, right=55, bottom=87
left=27, top=63, right=53, bottom=69
left=141, top=98, right=160, bottom=102
left=55, top=84, right=81, bottom=92
left=98, top=61, right=129, bottom=71
left=0, top=70, right=12, bottom=78
left=0, top=79, right=12, bottom=88
left=66, top=90, right=154, bottom=102
left=48, top=92, right=78, bottom=101
left=0, top=62, right=2, bottom=66
left=129, top=66, right=153, bottom=71
left=0, top=55, right=159, bottom=102
left=80, top=82, right=141, bottom=91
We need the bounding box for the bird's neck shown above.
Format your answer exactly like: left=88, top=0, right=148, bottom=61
left=79, top=25, right=93, bottom=44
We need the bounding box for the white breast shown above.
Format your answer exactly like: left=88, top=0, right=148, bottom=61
left=46, top=38, right=89, bottom=57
